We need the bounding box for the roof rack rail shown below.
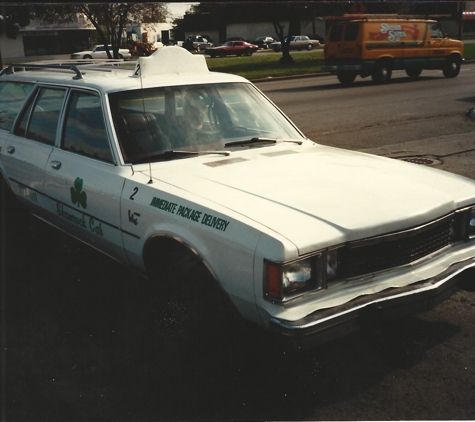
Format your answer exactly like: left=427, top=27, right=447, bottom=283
left=325, top=14, right=429, bottom=21
left=0, top=59, right=129, bottom=79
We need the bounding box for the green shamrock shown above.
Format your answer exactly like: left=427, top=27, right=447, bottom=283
left=70, top=177, right=87, bottom=209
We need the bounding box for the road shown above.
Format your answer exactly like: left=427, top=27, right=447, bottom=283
left=258, top=66, right=475, bottom=149
left=3, top=69, right=475, bottom=421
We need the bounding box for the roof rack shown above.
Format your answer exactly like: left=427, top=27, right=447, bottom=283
left=325, top=14, right=429, bottom=21
left=0, top=59, right=131, bottom=79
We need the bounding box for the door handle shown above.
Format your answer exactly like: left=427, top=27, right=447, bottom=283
left=50, top=160, right=62, bottom=170
left=6, top=146, right=15, bottom=154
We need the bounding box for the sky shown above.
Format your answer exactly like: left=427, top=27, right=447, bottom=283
left=167, top=2, right=199, bottom=19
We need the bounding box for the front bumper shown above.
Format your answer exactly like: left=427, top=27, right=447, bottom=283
left=270, top=257, right=475, bottom=349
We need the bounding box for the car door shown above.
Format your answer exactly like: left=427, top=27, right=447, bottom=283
left=426, top=23, right=448, bottom=66
left=43, top=89, right=129, bottom=263
left=1, top=85, right=65, bottom=217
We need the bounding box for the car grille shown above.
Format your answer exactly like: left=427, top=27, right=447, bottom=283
left=337, top=216, right=453, bottom=279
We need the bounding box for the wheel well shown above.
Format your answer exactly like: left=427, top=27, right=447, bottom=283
left=448, top=53, right=462, bottom=63
left=375, top=57, right=394, bottom=67
left=143, top=235, right=210, bottom=280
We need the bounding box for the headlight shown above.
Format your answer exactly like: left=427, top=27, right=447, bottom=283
left=265, top=253, right=325, bottom=302
left=467, top=207, right=475, bottom=238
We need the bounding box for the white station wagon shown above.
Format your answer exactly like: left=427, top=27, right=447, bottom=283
left=1, top=47, right=475, bottom=348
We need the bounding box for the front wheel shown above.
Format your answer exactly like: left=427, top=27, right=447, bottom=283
left=443, top=57, right=461, bottom=78
left=245, top=49, right=253, bottom=56
left=306, top=44, right=313, bottom=51
left=196, top=45, right=201, bottom=52
left=372, top=62, right=392, bottom=83
left=83, top=54, right=92, bottom=59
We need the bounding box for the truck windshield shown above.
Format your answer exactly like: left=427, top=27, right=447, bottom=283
left=109, top=82, right=305, bottom=164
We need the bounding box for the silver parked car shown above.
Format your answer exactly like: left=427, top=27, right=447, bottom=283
left=271, top=35, right=320, bottom=52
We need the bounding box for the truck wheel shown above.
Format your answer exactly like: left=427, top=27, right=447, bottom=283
left=406, top=68, right=422, bottom=79
left=337, top=71, right=357, bottom=85
left=372, top=62, right=392, bottom=83
left=443, top=57, right=461, bottom=78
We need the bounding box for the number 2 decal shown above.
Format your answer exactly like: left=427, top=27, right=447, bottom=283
left=130, top=187, right=139, bottom=200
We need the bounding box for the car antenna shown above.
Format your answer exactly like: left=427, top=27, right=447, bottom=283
left=136, top=61, right=154, bottom=184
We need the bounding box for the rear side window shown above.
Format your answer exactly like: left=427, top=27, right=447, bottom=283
left=344, top=23, right=359, bottom=41
left=14, top=87, right=66, bottom=145
left=62, top=91, right=113, bottom=163
left=0, top=82, right=34, bottom=132
left=329, top=25, right=344, bottom=42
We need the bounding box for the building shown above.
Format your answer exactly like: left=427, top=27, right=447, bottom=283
left=0, top=14, right=95, bottom=60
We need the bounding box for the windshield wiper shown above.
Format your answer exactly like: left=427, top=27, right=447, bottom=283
left=224, top=137, right=277, bottom=147
left=224, top=137, right=303, bottom=148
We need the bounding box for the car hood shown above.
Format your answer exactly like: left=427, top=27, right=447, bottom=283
left=140, top=143, right=475, bottom=254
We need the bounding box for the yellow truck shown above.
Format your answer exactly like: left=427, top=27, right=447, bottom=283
left=322, top=15, right=464, bottom=85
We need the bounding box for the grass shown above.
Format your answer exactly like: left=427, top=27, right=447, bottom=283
left=205, top=49, right=324, bottom=80
left=464, top=43, right=475, bottom=60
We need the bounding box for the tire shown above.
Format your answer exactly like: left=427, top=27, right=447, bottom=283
left=337, top=71, right=357, bottom=85
left=306, top=44, right=313, bottom=51
left=245, top=49, right=253, bottom=56
left=406, top=68, right=422, bottom=79
left=144, top=238, right=235, bottom=345
left=118, top=54, right=124, bottom=59
left=443, top=56, right=461, bottom=78
left=372, top=61, right=392, bottom=83
left=83, top=54, right=92, bottom=59
left=220, top=51, right=226, bottom=58
left=196, top=45, right=201, bottom=52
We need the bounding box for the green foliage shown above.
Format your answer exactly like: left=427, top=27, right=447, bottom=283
left=464, top=43, right=475, bottom=61
left=206, top=50, right=324, bottom=80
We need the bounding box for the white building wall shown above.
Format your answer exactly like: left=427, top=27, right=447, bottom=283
left=0, top=33, right=26, bottom=60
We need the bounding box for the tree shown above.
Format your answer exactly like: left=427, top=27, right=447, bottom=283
left=35, top=3, right=169, bottom=59
left=0, top=4, right=33, bottom=68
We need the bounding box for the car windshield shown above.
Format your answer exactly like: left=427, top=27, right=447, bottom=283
left=109, top=82, right=305, bottom=164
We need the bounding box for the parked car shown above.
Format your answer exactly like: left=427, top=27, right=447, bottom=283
left=271, top=35, right=320, bottom=52
left=2, top=47, right=475, bottom=349
left=70, top=45, right=131, bottom=60
left=252, top=36, right=275, bottom=49
left=207, top=41, right=258, bottom=58
left=183, top=35, right=213, bottom=52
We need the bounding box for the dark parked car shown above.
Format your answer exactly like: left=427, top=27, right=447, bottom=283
left=183, top=35, right=213, bottom=52
left=207, top=41, right=259, bottom=58
left=252, top=36, right=275, bottom=49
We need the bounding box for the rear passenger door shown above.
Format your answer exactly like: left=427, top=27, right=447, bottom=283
left=44, top=89, right=129, bottom=263
left=1, top=85, right=65, bottom=217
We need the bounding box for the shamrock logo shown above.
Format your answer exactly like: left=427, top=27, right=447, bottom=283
left=70, top=177, right=87, bottom=209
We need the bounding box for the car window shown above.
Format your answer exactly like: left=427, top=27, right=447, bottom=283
left=14, top=86, right=66, bottom=145
left=62, top=91, right=113, bottom=163
left=430, top=24, right=444, bottom=39
left=0, top=81, right=34, bottom=132
left=109, top=82, right=304, bottom=164
left=344, top=24, right=359, bottom=41
left=329, top=24, right=344, bottom=42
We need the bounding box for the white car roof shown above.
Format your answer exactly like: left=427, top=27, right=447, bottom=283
left=0, top=47, right=248, bottom=94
